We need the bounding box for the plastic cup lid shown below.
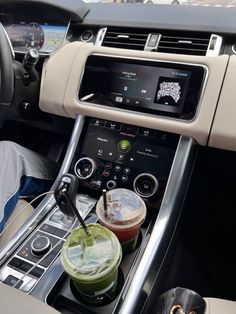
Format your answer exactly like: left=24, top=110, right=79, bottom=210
left=61, top=223, right=122, bottom=281
left=96, top=188, right=147, bottom=230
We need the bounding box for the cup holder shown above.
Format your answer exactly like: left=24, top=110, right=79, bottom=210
left=70, top=267, right=125, bottom=306
left=121, top=229, right=143, bottom=255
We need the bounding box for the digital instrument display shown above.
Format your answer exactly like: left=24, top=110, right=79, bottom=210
left=79, top=56, right=206, bottom=119
left=5, top=22, right=68, bottom=53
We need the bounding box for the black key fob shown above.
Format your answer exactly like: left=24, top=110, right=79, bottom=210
left=54, top=174, right=79, bottom=217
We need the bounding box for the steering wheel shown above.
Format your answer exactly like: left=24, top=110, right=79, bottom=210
left=0, top=22, right=14, bottom=106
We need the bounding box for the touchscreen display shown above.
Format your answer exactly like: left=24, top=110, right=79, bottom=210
left=80, top=121, right=177, bottom=177
left=79, top=56, right=206, bottom=119
left=110, top=63, right=190, bottom=113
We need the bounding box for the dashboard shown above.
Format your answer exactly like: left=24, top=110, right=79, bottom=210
left=1, top=0, right=236, bottom=151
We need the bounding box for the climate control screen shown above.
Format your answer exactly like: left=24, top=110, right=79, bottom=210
left=81, top=119, right=176, bottom=176
left=71, top=118, right=179, bottom=201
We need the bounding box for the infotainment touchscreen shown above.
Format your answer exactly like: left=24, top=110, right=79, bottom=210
left=79, top=56, right=206, bottom=119
left=110, top=62, right=191, bottom=114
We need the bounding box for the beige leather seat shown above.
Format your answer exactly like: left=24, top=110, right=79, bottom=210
left=0, top=199, right=34, bottom=247
left=0, top=283, right=60, bottom=314
left=204, top=298, right=236, bottom=314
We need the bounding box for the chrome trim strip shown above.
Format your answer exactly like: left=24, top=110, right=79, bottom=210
left=115, top=136, right=196, bottom=314
left=94, top=27, right=107, bottom=46
left=0, top=115, right=85, bottom=265
left=206, top=34, right=223, bottom=57
left=144, top=33, right=161, bottom=52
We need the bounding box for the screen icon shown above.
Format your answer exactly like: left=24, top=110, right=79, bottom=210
left=118, top=140, right=131, bottom=153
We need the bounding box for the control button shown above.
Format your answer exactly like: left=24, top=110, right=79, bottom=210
left=138, top=127, right=156, bottom=138
left=20, top=276, right=37, bottom=293
left=32, top=232, right=60, bottom=247
left=115, top=96, right=123, bottom=103
left=156, top=131, right=179, bottom=143
left=114, top=165, right=121, bottom=172
left=17, top=243, right=35, bottom=261
left=121, top=175, right=129, bottom=182
left=107, top=180, right=117, bottom=190
left=52, top=241, right=64, bottom=255
left=39, top=224, right=67, bottom=238
left=3, top=275, right=23, bottom=289
left=117, top=154, right=125, bottom=161
left=118, top=140, right=131, bottom=153
left=90, top=180, right=102, bottom=189
left=147, top=33, right=159, bottom=48
left=122, top=125, right=138, bottom=134
left=74, top=157, right=97, bottom=180
left=31, top=236, right=51, bottom=256
left=105, top=121, right=121, bottom=130
left=105, top=163, right=112, bottom=170
left=90, top=118, right=105, bottom=127
left=81, top=30, right=93, bottom=41
left=134, top=173, right=159, bottom=198
left=9, top=257, right=44, bottom=278
left=39, top=252, right=57, bottom=268
left=123, top=167, right=131, bottom=175
left=103, top=170, right=110, bottom=177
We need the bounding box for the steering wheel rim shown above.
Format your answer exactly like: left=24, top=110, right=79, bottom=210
left=0, top=22, right=14, bottom=106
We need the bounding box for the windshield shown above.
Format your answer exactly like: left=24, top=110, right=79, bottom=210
left=82, top=0, right=233, bottom=6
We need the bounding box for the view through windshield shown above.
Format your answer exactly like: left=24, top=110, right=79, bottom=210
left=83, top=0, right=235, bottom=7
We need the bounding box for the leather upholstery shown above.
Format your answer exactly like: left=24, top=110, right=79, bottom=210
left=204, top=297, right=236, bottom=314
left=0, top=199, right=34, bottom=248
left=0, top=283, right=60, bottom=314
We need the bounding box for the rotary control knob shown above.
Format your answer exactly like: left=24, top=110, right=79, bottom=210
left=133, top=173, right=159, bottom=198
left=107, top=180, right=117, bottom=190
left=74, top=157, right=97, bottom=180
left=31, top=236, right=52, bottom=256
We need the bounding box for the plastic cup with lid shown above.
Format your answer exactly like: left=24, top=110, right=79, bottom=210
left=96, top=188, right=147, bottom=254
left=61, top=223, right=122, bottom=305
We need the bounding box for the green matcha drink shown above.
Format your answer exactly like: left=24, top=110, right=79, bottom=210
left=61, top=223, right=122, bottom=304
left=96, top=188, right=147, bottom=254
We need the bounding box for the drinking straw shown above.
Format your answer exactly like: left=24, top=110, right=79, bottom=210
left=102, top=189, right=108, bottom=218
left=61, top=188, right=90, bottom=236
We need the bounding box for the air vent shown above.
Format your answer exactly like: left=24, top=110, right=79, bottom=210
left=102, top=27, right=149, bottom=51
left=98, top=28, right=222, bottom=56
left=158, top=32, right=211, bottom=56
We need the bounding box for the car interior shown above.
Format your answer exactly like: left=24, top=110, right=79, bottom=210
left=1, top=0, right=236, bottom=313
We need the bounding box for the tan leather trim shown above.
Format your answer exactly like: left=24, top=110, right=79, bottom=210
left=0, top=199, right=34, bottom=248
left=209, top=55, right=236, bottom=151
left=39, top=42, right=229, bottom=145
left=0, top=283, right=60, bottom=314
left=204, top=297, right=236, bottom=314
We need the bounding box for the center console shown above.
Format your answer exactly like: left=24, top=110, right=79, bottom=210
left=0, top=114, right=196, bottom=314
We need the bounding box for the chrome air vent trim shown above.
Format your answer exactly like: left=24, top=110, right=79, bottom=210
left=206, top=34, right=223, bottom=56
left=101, top=27, right=149, bottom=51
left=100, top=27, right=222, bottom=56
left=158, top=32, right=211, bottom=55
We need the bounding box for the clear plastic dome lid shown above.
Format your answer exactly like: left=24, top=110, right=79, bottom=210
left=61, top=223, right=122, bottom=281
left=96, top=188, right=147, bottom=229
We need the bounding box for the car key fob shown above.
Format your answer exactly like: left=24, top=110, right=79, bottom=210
left=54, top=173, right=79, bottom=217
